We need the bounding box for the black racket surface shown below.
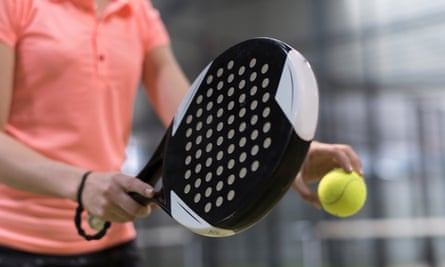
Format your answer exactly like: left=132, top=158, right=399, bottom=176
left=136, top=37, right=319, bottom=237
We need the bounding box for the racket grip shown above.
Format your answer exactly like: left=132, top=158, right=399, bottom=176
left=128, top=192, right=151, bottom=206
left=87, top=213, right=107, bottom=231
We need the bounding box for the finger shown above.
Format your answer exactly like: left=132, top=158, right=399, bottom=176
left=111, top=188, right=152, bottom=218
left=342, top=146, right=363, bottom=175
left=101, top=204, right=151, bottom=223
left=114, top=204, right=151, bottom=219
left=292, top=177, right=322, bottom=209
left=331, top=147, right=353, bottom=172
left=106, top=201, right=151, bottom=221
left=115, top=175, right=155, bottom=199
left=107, top=209, right=133, bottom=223
left=136, top=205, right=152, bottom=217
left=91, top=199, right=136, bottom=223
left=149, top=203, right=160, bottom=210
left=108, top=210, right=136, bottom=223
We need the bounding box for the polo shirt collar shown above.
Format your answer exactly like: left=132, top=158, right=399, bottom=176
left=49, top=0, right=131, bottom=15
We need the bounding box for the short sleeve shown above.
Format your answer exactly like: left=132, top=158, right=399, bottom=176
left=137, top=0, right=170, bottom=54
left=0, top=0, right=31, bottom=47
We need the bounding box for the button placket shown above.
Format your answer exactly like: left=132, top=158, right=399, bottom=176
left=94, top=19, right=107, bottom=79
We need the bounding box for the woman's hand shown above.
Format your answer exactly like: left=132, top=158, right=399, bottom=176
left=292, top=141, right=363, bottom=208
left=82, top=172, right=156, bottom=223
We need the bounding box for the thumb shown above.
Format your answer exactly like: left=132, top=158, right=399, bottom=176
left=116, top=174, right=155, bottom=200
left=292, top=176, right=322, bottom=209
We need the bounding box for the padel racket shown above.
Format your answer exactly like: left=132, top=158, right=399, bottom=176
left=84, top=37, right=319, bottom=239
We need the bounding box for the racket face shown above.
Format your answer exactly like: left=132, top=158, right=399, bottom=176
left=160, top=38, right=318, bottom=237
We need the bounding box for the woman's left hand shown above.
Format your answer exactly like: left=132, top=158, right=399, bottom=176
left=291, top=141, right=363, bottom=208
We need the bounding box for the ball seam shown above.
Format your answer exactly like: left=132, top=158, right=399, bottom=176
left=323, top=178, right=361, bottom=205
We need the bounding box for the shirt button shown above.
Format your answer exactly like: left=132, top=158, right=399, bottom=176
left=98, top=54, right=105, bottom=61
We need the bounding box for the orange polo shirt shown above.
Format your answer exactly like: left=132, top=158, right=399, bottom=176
left=0, top=0, right=169, bottom=255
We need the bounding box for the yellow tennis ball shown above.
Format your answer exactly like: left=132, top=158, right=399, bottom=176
left=318, top=168, right=367, bottom=218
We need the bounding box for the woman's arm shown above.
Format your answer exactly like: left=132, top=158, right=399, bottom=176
left=0, top=42, right=152, bottom=222
left=0, top=42, right=84, bottom=201
left=142, top=45, right=190, bottom=126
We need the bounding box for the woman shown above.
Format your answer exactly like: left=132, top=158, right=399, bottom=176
left=0, top=0, right=361, bottom=266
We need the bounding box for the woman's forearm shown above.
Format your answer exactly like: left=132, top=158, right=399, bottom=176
left=0, top=42, right=85, bottom=202
left=143, top=45, right=190, bottom=126
left=0, top=132, right=85, bottom=202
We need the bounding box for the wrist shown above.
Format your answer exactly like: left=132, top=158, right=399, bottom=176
left=77, top=171, right=93, bottom=205
left=64, top=168, right=91, bottom=202
left=74, top=170, right=111, bottom=240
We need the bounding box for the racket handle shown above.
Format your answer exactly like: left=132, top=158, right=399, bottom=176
left=87, top=213, right=107, bottom=231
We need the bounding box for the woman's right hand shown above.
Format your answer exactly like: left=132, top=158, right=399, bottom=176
left=81, top=172, right=156, bottom=223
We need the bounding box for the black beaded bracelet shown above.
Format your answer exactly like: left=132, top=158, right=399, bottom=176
left=74, top=171, right=111, bottom=241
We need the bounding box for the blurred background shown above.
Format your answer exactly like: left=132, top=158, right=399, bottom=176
left=123, top=0, right=445, bottom=266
